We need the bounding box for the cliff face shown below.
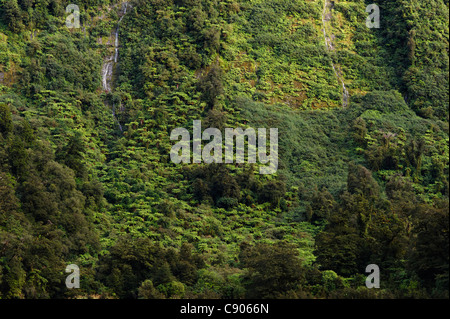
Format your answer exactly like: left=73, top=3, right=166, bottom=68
left=0, top=0, right=448, bottom=299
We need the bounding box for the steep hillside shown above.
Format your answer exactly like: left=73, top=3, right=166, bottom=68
left=0, top=0, right=448, bottom=299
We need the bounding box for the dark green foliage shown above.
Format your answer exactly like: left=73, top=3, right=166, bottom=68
left=361, top=90, right=409, bottom=113
left=197, top=64, right=224, bottom=109
left=0, top=0, right=448, bottom=299
left=97, top=237, right=205, bottom=298
left=374, top=0, right=449, bottom=120
left=240, top=242, right=307, bottom=298
left=19, top=32, right=101, bottom=95
left=258, top=180, right=286, bottom=208
left=315, top=164, right=409, bottom=276
left=306, top=186, right=335, bottom=223
left=346, top=163, right=380, bottom=198
left=408, top=201, right=449, bottom=295
left=0, top=0, right=24, bottom=32
left=203, top=108, right=227, bottom=132
left=56, top=133, right=87, bottom=178
left=186, top=164, right=241, bottom=206
left=0, top=102, right=12, bottom=136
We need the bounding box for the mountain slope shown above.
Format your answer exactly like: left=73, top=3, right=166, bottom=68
left=0, top=0, right=448, bottom=299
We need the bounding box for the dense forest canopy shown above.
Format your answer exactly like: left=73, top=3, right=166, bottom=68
left=0, top=0, right=448, bottom=299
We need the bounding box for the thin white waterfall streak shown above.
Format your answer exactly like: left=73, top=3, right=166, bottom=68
left=114, top=29, right=119, bottom=63
left=322, top=0, right=349, bottom=107
left=101, top=2, right=130, bottom=131
left=115, top=2, right=128, bottom=63
left=112, top=102, right=123, bottom=131
left=102, top=2, right=129, bottom=91
left=102, top=56, right=113, bottom=92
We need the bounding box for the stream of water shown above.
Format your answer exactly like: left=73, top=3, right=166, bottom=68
left=322, top=0, right=349, bottom=107
left=101, top=2, right=129, bottom=131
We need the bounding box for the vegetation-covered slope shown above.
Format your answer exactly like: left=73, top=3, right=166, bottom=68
left=0, top=0, right=448, bottom=299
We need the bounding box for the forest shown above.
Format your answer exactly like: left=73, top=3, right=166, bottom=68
left=0, top=0, right=448, bottom=299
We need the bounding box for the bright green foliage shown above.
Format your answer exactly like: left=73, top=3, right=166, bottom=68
left=0, top=0, right=448, bottom=299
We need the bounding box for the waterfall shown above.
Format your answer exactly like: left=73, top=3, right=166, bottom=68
left=102, top=2, right=128, bottom=92
left=101, top=2, right=130, bottom=131
left=112, top=102, right=123, bottom=131
left=322, top=0, right=349, bottom=107
left=115, top=2, right=128, bottom=63
left=102, top=56, right=114, bottom=92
